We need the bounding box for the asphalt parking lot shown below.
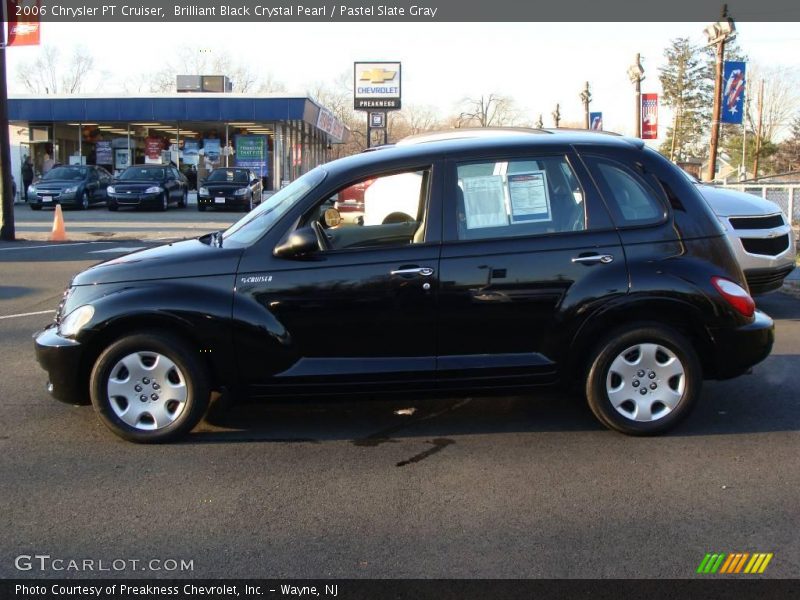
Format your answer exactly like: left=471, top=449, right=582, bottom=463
left=0, top=222, right=798, bottom=579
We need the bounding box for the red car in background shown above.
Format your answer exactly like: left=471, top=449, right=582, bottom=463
left=334, top=178, right=374, bottom=224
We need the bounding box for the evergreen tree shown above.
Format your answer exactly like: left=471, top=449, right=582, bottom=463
left=658, top=38, right=712, bottom=162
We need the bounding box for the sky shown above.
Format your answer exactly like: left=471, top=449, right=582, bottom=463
left=5, top=21, right=800, bottom=139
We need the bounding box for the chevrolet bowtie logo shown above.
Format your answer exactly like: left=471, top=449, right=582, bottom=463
left=359, top=68, right=396, bottom=84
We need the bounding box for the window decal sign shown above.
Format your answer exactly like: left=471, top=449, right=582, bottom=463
left=507, top=171, right=551, bottom=223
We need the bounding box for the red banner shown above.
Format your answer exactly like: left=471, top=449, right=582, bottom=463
left=6, top=0, right=41, bottom=46
left=641, top=93, right=658, bottom=140
left=145, top=137, right=164, bottom=160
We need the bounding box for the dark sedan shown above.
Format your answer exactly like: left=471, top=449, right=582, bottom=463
left=197, top=168, right=262, bottom=212
left=28, top=165, right=113, bottom=210
left=107, top=165, right=188, bottom=211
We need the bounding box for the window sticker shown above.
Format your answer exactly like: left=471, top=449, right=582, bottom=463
left=507, top=171, right=552, bottom=223
left=460, top=175, right=508, bottom=229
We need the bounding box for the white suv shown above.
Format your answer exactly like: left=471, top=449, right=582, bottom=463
left=694, top=181, right=796, bottom=294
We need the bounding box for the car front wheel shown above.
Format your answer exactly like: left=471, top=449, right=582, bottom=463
left=585, top=325, right=701, bottom=435
left=90, top=332, right=210, bottom=443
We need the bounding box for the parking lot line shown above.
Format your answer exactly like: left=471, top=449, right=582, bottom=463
left=0, top=242, right=110, bottom=251
left=0, top=310, right=56, bottom=320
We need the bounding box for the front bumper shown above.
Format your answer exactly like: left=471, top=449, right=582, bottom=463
left=34, top=325, right=88, bottom=405
left=30, top=193, right=77, bottom=207
left=708, top=309, right=774, bottom=380
left=745, top=264, right=796, bottom=294
left=108, top=192, right=161, bottom=207
left=198, top=194, right=249, bottom=208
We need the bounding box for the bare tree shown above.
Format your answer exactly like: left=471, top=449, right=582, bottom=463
left=16, top=45, right=99, bottom=94
left=457, top=94, right=522, bottom=127
left=388, top=104, right=442, bottom=141
left=745, top=65, right=800, bottom=144
left=257, top=73, right=288, bottom=94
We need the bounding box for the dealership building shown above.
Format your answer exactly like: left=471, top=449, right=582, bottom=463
left=6, top=93, right=348, bottom=192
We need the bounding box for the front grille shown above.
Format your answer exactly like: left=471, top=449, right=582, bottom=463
left=741, top=234, right=790, bottom=256
left=729, top=214, right=784, bottom=230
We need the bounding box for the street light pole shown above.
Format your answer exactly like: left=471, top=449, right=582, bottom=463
left=627, top=54, right=645, bottom=138
left=552, top=104, right=561, bottom=128
left=0, top=7, right=16, bottom=241
left=580, top=82, right=591, bottom=129
left=705, top=5, right=735, bottom=182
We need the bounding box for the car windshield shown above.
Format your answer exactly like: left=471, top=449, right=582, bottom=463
left=120, top=167, right=164, bottom=180
left=43, top=167, right=86, bottom=181
left=207, top=169, right=249, bottom=183
left=222, top=168, right=327, bottom=247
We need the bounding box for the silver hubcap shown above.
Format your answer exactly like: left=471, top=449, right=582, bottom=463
left=107, top=351, right=188, bottom=431
left=605, top=343, right=686, bottom=422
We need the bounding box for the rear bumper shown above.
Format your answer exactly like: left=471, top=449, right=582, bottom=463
left=708, top=309, right=774, bottom=379
left=34, top=325, right=87, bottom=404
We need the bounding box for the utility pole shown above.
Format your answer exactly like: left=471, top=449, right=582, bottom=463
left=535, top=114, right=543, bottom=129
left=580, top=82, right=592, bottom=129
left=705, top=4, right=736, bottom=182
left=752, top=79, right=764, bottom=178
left=627, top=53, right=645, bottom=138
left=740, top=93, right=748, bottom=180
left=0, top=5, right=16, bottom=242
left=552, top=104, right=561, bottom=128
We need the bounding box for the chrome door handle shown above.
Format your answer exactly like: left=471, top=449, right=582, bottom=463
left=571, top=254, right=614, bottom=264
left=391, top=267, right=435, bottom=276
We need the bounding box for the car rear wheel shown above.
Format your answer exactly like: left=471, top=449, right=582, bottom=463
left=160, top=192, right=169, bottom=212
left=90, top=332, right=210, bottom=443
left=79, top=192, right=89, bottom=210
left=585, top=325, right=701, bottom=435
left=178, top=190, right=187, bottom=208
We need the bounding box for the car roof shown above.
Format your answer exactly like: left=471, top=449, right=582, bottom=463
left=322, top=130, right=646, bottom=177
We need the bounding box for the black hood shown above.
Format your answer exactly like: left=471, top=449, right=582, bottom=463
left=72, top=239, right=243, bottom=286
left=36, top=179, right=85, bottom=188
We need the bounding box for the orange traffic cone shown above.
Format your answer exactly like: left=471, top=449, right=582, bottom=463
left=50, top=204, right=67, bottom=242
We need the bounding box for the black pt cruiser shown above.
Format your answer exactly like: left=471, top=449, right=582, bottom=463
left=35, top=131, right=775, bottom=442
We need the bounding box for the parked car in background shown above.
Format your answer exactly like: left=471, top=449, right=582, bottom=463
left=197, top=168, right=262, bottom=212
left=35, top=131, right=774, bottom=442
left=683, top=172, right=796, bottom=294
left=28, top=165, right=113, bottom=210
left=107, top=165, right=188, bottom=211
left=333, top=178, right=374, bottom=224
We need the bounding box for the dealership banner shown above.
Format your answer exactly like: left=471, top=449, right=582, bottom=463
left=144, top=137, right=163, bottom=161
left=182, top=140, right=199, bottom=166
left=589, top=112, right=603, bottom=130
left=234, top=135, right=268, bottom=175
left=95, top=141, right=112, bottom=165
left=641, top=93, right=658, bottom=139
left=5, top=0, right=41, bottom=45
left=354, top=61, right=401, bottom=110
left=721, top=61, right=746, bottom=124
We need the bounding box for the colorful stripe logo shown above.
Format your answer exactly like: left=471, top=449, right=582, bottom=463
left=697, top=553, right=773, bottom=574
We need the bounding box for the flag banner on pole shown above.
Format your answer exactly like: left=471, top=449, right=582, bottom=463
left=642, top=93, right=658, bottom=139
left=589, top=112, right=603, bottom=130
left=721, top=61, right=746, bottom=124
left=6, top=0, right=41, bottom=46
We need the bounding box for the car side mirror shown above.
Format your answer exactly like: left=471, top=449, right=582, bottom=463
left=273, top=227, right=319, bottom=258
left=250, top=178, right=259, bottom=185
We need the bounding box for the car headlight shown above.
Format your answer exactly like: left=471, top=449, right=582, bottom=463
left=58, top=305, right=95, bottom=338
left=63, top=186, right=78, bottom=194
left=107, top=185, right=115, bottom=194
left=28, top=185, right=37, bottom=194
left=234, top=188, right=249, bottom=196
left=198, top=187, right=209, bottom=196
left=145, top=186, right=163, bottom=194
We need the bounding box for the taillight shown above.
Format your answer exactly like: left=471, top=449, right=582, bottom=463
left=711, top=277, right=755, bottom=318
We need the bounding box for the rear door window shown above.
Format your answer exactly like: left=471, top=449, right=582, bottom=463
left=584, top=157, right=666, bottom=226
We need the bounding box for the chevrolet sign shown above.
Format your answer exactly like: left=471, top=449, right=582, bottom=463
left=354, top=62, right=401, bottom=110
